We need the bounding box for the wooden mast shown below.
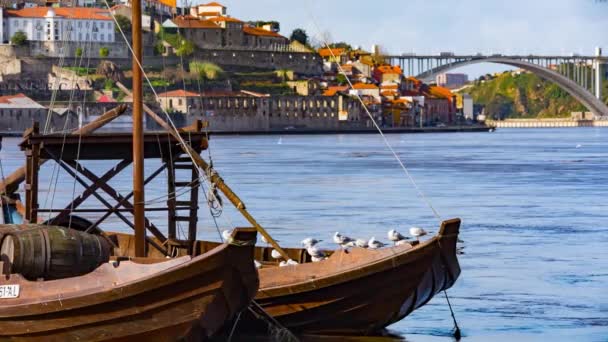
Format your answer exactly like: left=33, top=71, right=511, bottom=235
left=131, top=0, right=145, bottom=257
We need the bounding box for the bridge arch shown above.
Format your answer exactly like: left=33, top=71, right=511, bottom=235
left=416, top=57, right=608, bottom=116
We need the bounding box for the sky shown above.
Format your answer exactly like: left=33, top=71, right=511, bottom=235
left=185, top=0, right=608, bottom=77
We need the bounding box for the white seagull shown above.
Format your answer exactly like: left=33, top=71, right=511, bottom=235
left=410, top=227, right=428, bottom=241
left=254, top=260, right=262, bottom=269
left=301, top=237, right=322, bottom=248
left=396, top=239, right=412, bottom=247
left=355, top=238, right=369, bottom=248
left=271, top=249, right=282, bottom=259
left=387, top=229, right=407, bottom=244
left=306, top=246, right=326, bottom=262
left=333, top=232, right=355, bottom=248
left=368, top=237, right=386, bottom=249
left=221, top=229, right=232, bottom=242
left=279, top=259, right=299, bottom=267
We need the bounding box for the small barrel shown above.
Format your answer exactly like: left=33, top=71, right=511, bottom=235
left=0, top=226, right=111, bottom=280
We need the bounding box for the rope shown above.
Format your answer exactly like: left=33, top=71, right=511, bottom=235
left=304, top=4, right=442, bottom=221
left=443, top=290, right=462, bottom=340
left=226, top=311, right=242, bottom=342
left=248, top=301, right=299, bottom=342
left=0, top=156, right=10, bottom=222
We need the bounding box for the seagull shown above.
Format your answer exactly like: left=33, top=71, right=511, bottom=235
left=333, top=232, right=354, bottom=248
left=271, top=249, right=282, bottom=259
left=396, top=239, right=412, bottom=247
left=221, top=230, right=232, bottom=242
left=279, top=259, right=298, bottom=267
left=576, top=144, right=582, bottom=149
left=387, top=229, right=407, bottom=244
left=306, top=246, right=326, bottom=262
left=301, top=237, right=322, bottom=248
left=254, top=260, right=262, bottom=269
left=355, top=238, right=369, bottom=248
left=410, top=227, right=428, bottom=241
left=368, top=237, right=386, bottom=249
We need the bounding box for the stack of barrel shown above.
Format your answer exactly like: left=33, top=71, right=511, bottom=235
left=0, top=225, right=111, bottom=280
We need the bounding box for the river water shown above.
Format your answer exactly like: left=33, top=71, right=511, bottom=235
left=1, top=128, right=607, bottom=341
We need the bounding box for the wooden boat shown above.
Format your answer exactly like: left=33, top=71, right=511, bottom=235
left=0, top=0, right=260, bottom=339
left=99, top=218, right=461, bottom=335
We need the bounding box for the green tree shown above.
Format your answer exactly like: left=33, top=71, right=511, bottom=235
left=190, top=60, right=224, bottom=80
left=328, top=42, right=352, bottom=51
left=176, top=39, right=195, bottom=57
left=75, top=47, right=83, bottom=58
left=290, top=28, right=308, bottom=45
left=114, top=14, right=131, bottom=33
left=336, top=74, right=348, bottom=85
left=99, top=47, right=110, bottom=58
left=10, top=31, right=28, bottom=46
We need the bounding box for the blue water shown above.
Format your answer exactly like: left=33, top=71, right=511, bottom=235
left=1, top=128, right=607, bottom=341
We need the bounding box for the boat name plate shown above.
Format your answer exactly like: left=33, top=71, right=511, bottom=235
left=0, top=285, right=20, bottom=299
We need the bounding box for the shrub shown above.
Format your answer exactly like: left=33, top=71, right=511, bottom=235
left=99, top=47, right=110, bottom=58
left=190, top=61, right=224, bottom=80
left=11, top=31, right=27, bottom=46
left=75, top=47, right=83, bottom=58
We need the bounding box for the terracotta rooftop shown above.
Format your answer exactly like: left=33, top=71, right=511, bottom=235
left=375, top=65, right=403, bottom=74
left=243, top=25, right=285, bottom=38
left=318, top=48, right=346, bottom=58
left=171, top=16, right=220, bottom=29
left=0, top=93, right=45, bottom=108
left=208, top=16, right=243, bottom=23
left=157, top=90, right=201, bottom=98
left=6, top=7, right=112, bottom=20
left=201, top=1, right=225, bottom=7
left=352, top=83, right=379, bottom=90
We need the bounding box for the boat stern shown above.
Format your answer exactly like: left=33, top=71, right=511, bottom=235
left=437, top=218, right=462, bottom=289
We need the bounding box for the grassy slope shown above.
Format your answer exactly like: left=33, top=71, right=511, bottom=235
left=463, top=72, right=608, bottom=119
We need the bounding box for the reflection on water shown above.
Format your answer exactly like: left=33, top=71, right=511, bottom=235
left=1, top=128, right=607, bottom=341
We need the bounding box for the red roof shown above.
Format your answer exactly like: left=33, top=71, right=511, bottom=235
left=172, top=16, right=220, bottom=29
left=97, top=95, right=115, bottom=103
left=202, top=1, right=225, bottom=7
left=6, top=7, right=112, bottom=20
left=157, top=90, right=201, bottom=98
left=0, top=93, right=27, bottom=104
left=352, top=83, right=379, bottom=90
left=208, top=16, right=243, bottom=23
left=375, top=65, right=403, bottom=75
left=323, top=85, right=349, bottom=96
left=243, top=26, right=285, bottom=38
left=318, top=48, right=346, bottom=58
left=198, top=11, right=221, bottom=16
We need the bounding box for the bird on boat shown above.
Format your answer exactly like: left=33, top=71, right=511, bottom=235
left=271, top=249, right=282, bottom=259
left=301, top=237, right=321, bottom=248
left=409, top=227, right=428, bottom=241
left=221, top=229, right=232, bottom=242
left=395, top=239, right=412, bottom=247
left=279, top=259, right=299, bottom=267
left=254, top=260, right=262, bottom=269
left=306, top=246, right=326, bottom=262
left=368, top=237, right=386, bottom=249
left=355, top=238, right=369, bottom=248
left=387, top=229, right=408, bottom=244
left=333, top=232, right=355, bottom=248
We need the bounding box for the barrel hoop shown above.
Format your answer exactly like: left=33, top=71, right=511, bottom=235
left=41, top=227, right=51, bottom=277
left=76, top=229, right=83, bottom=268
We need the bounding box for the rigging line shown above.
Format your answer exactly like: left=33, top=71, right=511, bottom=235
left=44, top=33, right=94, bottom=223
left=0, top=156, right=10, bottom=222
left=102, top=0, right=209, bottom=182
left=303, top=3, right=441, bottom=221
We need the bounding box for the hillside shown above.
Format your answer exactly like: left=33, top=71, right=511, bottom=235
left=462, top=71, right=608, bottom=119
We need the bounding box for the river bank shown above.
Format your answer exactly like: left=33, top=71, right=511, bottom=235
left=485, top=118, right=608, bottom=128
left=0, top=125, right=491, bottom=137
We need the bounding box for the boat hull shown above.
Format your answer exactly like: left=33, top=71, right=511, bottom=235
left=0, top=229, right=259, bottom=341
left=242, top=219, right=461, bottom=335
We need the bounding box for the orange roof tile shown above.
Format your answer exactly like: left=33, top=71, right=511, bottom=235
left=381, top=84, right=399, bottom=90
left=318, top=48, right=346, bottom=58
left=198, top=11, right=221, bottom=16
left=0, top=93, right=27, bottom=104
left=428, top=86, right=454, bottom=99
left=6, top=7, right=112, bottom=20
left=172, top=16, right=220, bottom=29
left=157, top=90, right=201, bottom=98
left=208, top=16, right=243, bottom=23
left=202, top=1, right=225, bottom=7
left=352, top=83, right=379, bottom=90
left=375, top=65, right=403, bottom=74
left=243, top=26, right=286, bottom=39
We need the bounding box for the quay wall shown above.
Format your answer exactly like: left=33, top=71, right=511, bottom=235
left=486, top=119, right=608, bottom=128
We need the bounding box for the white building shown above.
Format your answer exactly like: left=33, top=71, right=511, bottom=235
left=462, top=93, right=474, bottom=120
left=2, top=7, right=114, bottom=44
left=190, top=2, right=227, bottom=19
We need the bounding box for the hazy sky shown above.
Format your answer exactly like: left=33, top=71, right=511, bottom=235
left=186, top=0, right=608, bottom=76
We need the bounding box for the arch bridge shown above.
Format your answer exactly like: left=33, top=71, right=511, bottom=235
left=385, top=54, right=608, bottom=116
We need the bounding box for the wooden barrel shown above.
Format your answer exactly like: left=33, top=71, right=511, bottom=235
left=0, top=226, right=111, bottom=280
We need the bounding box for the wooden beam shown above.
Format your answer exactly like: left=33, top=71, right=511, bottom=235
left=0, top=104, right=128, bottom=195
left=116, top=82, right=292, bottom=261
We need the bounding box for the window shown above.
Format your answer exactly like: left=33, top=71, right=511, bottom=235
left=100, top=34, right=104, bottom=41
left=78, top=21, right=82, bottom=28
left=100, top=22, right=104, bottom=29
left=178, top=99, right=183, bottom=106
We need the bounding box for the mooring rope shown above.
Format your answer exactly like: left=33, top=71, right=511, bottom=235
left=443, top=290, right=462, bottom=340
